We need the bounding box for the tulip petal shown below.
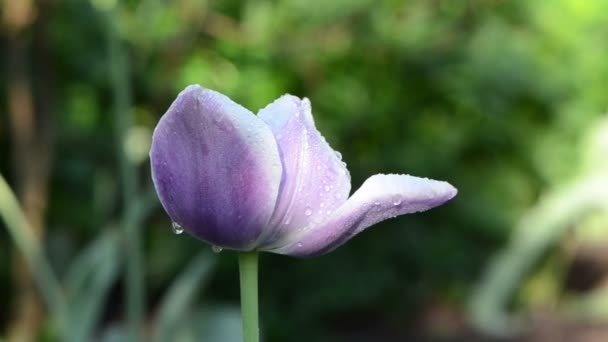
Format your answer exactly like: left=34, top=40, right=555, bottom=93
left=271, top=174, right=457, bottom=257
left=150, top=85, right=282, bottom=249
left=255, top=95, right=351, bottom=249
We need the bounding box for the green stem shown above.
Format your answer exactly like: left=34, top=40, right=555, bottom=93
left=238, top=251, right=259, bottom=342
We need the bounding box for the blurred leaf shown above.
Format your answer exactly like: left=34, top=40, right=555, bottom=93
left=64, top=230, right=121, bottom=342
left=98, top=323, right=128, bottom=342
left=153, top=251, right=217, bottom=342
left=174, top=305, right=243, bottom=342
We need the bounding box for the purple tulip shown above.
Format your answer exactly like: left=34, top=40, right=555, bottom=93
left=150, top=85, right=457, bottom=257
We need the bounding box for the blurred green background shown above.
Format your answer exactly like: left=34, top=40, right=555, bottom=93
left=1, top=0, right=608, bottom=341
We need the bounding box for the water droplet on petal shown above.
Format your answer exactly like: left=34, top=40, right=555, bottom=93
left=334, top=151, right=342, bottom=160
left=374, top=201, right=381, bottom=206
left=325, top=164, right=338, bottom=181
left=324, top=185, right=330, bottom=192
left=392, top=195, right=402, bottom=206
left=212, top=245, right=223, bottom=253
left=339, top=169, right=347, bottom=175
left=304, top=207, right=313, bottom=216
left=212, top=113, right=223, bottom=124
left=320, top=202, right=326, bottom=208
left=296, top=242, right=303, bottom=248
left=171, top=222, right=183, bottom=235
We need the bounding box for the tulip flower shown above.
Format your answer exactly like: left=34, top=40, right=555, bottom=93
left=150, top=85, right=457, bottom=341
left=150, top=85, right=456, bottom=256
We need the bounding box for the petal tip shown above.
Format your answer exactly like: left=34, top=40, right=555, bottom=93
left=180, top=84, right=204, bottom=96
left=440, top=182, right=458, bottom=206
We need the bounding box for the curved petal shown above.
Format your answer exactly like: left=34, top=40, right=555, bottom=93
left=270, top=174, right=457, bottom=257
left=255, top=95, right=351, bottom=249
left=150, top=85, right=282, bottom=250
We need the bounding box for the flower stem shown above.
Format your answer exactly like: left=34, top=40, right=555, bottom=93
left=238, top=251, right=259, bottom=342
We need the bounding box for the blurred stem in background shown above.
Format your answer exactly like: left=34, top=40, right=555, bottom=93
left=0, top=175, right=67, bottom=337
left=470, top=174, right=608, bottom=336
left=102, top=4, right=145, bottom=341
left=2, top=0, right=56, bottom=340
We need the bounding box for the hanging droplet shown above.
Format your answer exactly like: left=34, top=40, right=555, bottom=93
left=304, top=207, right=313, bottom=216
left=211, top=245, right=223, bottom=253
left=391, top=195, right=402, bottom=206
left=171, top=222, right=183, bottom=235
left=334, top=151, right=342, bottom=160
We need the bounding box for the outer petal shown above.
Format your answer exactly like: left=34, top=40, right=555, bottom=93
left=271, top=174, right=457, bottom=257
left=255, top=95, right=351, bottom=249
left=150, top=85, right=282, bottom=250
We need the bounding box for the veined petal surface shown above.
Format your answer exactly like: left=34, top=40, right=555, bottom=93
left=150, top=85, right=282, bottom=249
left=256, top=95, right=351, bottom=248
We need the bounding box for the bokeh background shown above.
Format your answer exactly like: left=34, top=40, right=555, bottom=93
left=1, top=0, right=608, bottom=341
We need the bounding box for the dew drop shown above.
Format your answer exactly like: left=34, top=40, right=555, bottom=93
left=320, top=202, right=326, bottom=208
left=212, top=245, right=223, bottom=253
left=296, top=242, right=303, bottom=248
left=339, top=169, right=347, bottom=175
left=374, top=201, right=381, bottom=206
left=324, top=185, right=330, bottom=192
left=334, top=151, right=342, bottom=160
left=304, top=207, right=313, bottom=216
left=325, top=165, right=338, bottom=181
left=391, top=195, right=402, bottom=206
left=171, top=222, right=183, bottom=235
left=326, top=210, right=332, bottom=215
